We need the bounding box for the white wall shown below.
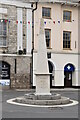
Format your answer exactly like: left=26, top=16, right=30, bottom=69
left=17, top=7, right=32, bottom=54
left=33, top=52, right=37, bottom=86
left=34, top=3, right=78, bottom=53
left=33, top=3, right=79, bottom=87
left=33, top=52, right=79, bottom=86
left=78, top=55, right=80, bottom=86
left=51, top=53, right=78, bottom=86
left=26, top=9, right=32, bottom=53
left=17, top=8, right=23, bottom=51
left=0, top=8, right=7, bottom=14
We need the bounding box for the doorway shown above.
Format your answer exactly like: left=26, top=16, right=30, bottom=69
left=48, top=61, right=55, bottom=88
left=64, top=71, right=72, bottom=87
left=64, top=63, right=75, bottom=87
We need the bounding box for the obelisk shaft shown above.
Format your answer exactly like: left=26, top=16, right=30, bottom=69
left=35, top=18, right=51, bottom=95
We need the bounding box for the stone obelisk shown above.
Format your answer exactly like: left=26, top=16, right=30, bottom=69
left=35, top=18, right=51, bottom=95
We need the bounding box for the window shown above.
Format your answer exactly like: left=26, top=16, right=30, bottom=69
left=63, top=11, right=71, bottom=22
left=63, top=31, right=71, bottom=49
left=42, top=7, right=51, bottom=19
left=0, top=20, right=7, bottom=46
left=45, top=29, right=51, bottom=48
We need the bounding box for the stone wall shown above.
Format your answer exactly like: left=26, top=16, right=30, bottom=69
left=0, top=4, right=29, bottom=54
left=0, top=4, right=17, bottom=54
left=0, top=3, right=32, bottom=89
left=0, top=55, right=31, bottom=89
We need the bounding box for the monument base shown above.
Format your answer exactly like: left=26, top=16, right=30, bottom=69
left=14, top=93, right=71, bottom=105
left=35, top=74, right=51, bottom=95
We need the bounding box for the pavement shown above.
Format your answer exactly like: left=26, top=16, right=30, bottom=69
left=0, top=88, right=80, bottom=119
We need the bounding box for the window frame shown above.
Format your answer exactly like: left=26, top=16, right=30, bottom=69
left=63, top=10, right=72, bottom=22
left=63, top=31, right=71, bottom=50
left=42, top=7, right=51, bottom=19
left=0, top=19, right=7, bottom=47
left=45, top=29, right=51, bottom=49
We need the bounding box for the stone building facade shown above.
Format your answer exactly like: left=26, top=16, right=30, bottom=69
left=0, top=0, right=32, bottom=89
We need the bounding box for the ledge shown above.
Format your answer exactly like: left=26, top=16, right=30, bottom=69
left=33, top=50, right=79, bottom=55
left=0, top=53, right=32, bottom=57
left=35, top=73, right=52, bottom=75
left=0, top=0, right=32, bottom=8
left=0, top=46, right=8, bottom=48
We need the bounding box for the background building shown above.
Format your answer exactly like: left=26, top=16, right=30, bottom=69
left=0, top=0, right=32, bottom=89
left=33, top=0, right=80, bottom=88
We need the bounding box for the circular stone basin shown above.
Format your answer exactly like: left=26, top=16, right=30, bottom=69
left=13, top=93, right=71, bottom=105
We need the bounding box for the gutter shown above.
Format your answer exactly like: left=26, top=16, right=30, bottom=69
left=53, top=0, right=79, bottom=6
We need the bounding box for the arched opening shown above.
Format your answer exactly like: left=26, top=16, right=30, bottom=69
left=64, top=63, right=75, bottom=87
left=48, top=61, right=55, bottom=88
left=0, top=61, right=10, bottom=87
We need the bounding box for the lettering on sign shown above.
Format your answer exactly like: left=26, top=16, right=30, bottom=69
left=0, top=61, right=10, bottom=79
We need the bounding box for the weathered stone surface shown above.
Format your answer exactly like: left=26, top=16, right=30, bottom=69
left=24, top=93, right=61, bottom=100
left=0, top=4, right=29, bottom=54
left=14, top=95, right=70, bottom=105
left=1, top=56, right=31, bottom=89
left=0, top=3, right=32, bottom=89
left=0, top=4, right=17, bottom=54
left=35, top=18, right=50, bottom=95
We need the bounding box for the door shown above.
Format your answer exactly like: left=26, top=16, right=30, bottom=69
left=48, top=61, right=53, bottom=88
left=64, top=71, right=72, bottom=87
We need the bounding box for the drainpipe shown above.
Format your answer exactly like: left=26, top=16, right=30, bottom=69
left=31, top=2, right=38, bottom=88
left=32, top=2, right=38, bottom=50
left=32, top=2, right=38, bottom=13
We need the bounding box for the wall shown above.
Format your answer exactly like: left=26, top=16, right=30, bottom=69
left=34, top=3, right=78, bottom=53
left=0, top=55, right=31, bottom=89
left=0, top=2, right=32, bottom=54
left=33, top=2, right=79, bottom=87
left=78, top=7, right=80, bottom=86
left=33, top=52, right=79, bottom=86
left=0, top=1, right=32, bottom=89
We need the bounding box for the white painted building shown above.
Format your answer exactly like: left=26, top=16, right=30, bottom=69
left=32, top=0, right=80, bottom=88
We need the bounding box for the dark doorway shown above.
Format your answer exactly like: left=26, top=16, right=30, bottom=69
left=64, top=71, right=72, bottom=87
left=48, top=61, right=54, bottom=88
left=64, top=63, right=75, bottom=87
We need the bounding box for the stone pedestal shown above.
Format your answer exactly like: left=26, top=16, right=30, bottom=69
left=35, top=74, right=51, bottom=95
